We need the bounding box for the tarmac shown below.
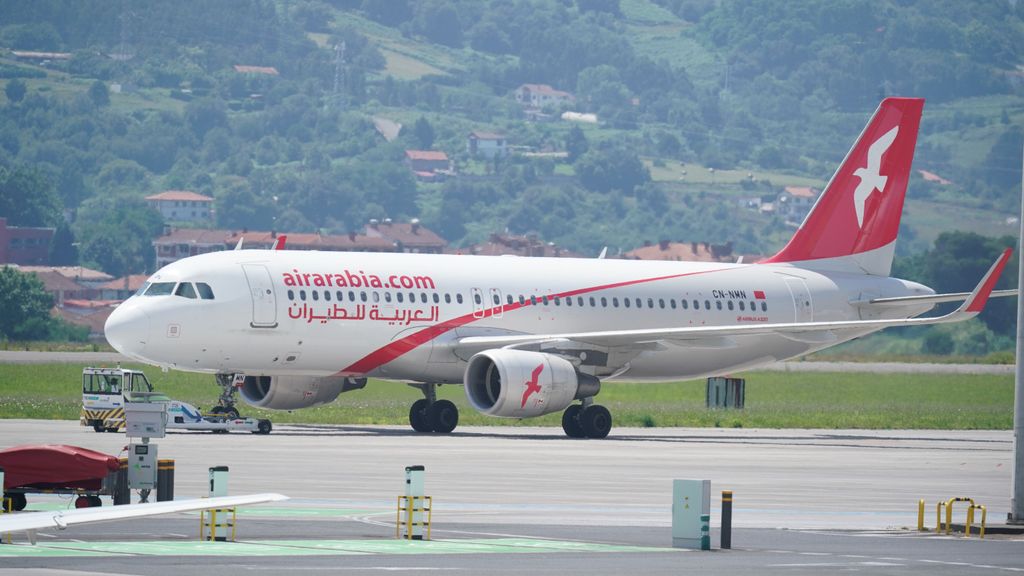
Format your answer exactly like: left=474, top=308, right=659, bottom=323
left=1, top=420, right=1022, bottom=575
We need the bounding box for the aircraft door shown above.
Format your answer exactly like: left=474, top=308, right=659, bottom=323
left=471, top=288, right=485, bottom=318
left=489, top=288, right=504, bottom=318
left=783, top=277, right=813, bottom=322
left=242, top=264, right=278, bottom=328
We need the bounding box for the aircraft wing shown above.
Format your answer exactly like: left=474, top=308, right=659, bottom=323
left=457, top=249, right=1012, bottom=351
left=0, top=493, right=288, bottom=534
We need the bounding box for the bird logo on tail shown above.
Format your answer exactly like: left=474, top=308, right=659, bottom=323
left=853, top=126, right=899, bottom=228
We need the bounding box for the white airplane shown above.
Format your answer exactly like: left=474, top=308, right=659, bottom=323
left=0, top=493, right=288, bottom=544
left=105, top=97, right=1013, bottom=439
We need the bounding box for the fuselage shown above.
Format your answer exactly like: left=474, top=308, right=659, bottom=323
left=105, top=249, right=934, bottom=383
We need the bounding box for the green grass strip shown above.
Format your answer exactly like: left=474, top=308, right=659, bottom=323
left=0, top=363, right=1012, bottom=429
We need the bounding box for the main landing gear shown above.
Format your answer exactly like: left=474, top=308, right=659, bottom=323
left=408, top=383, right=459, bottom=434
left=560, top=397, right=612, bottom=439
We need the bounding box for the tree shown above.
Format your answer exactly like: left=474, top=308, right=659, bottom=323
left=75, top=197, right=164, bottom=276
left=185, top=97, right=228, bottom=138
left=0, top=164, right=61, bottom=227
left=5, top=78, right=27, bottom=103
left=575, top=146, right=651, bottom=193
left=566, top=125, right=589, bottom=163
left=0, top=267, right=54, bottom=341
left=49, top=222, right=79, bottom=266
left=87, top=80, right=110, bottom=107
left=900, top=231, right=1020, bottom=337
left=413, top=116, right=435, bottom=149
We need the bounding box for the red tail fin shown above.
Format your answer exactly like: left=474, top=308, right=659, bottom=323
left=763, top=97, right=924, bottom=276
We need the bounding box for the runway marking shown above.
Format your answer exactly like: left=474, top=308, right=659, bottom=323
left=766, top=548, right=1024, bottom=573
left=0, top=537, right=676, bottom=558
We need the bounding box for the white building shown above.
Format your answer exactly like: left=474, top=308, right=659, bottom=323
left=467, top=131, right=508, bottom=159
left=145, top=191, right=214, bottom=223
left=777, top=186, right=819, bottom=223
left=514, top=84, right=575, bottom=108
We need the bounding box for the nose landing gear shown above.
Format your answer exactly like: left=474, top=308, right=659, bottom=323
left=213, top=373, right=243, bottom=418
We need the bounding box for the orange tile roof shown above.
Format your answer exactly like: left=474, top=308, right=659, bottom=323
left=518, top=83, right=574, bottom=98
left=145, top=190, right=214, bottom=202
left=783, top=186, right=817, bottom=198
left=18, top=265, right=112, bottom=282
left=97, top=274, right=149, bottom=291
left=233, top=65, right=279, bottom=75
left=364, top=222, right=446, bottom=249
left=154, top=228, right=396, bottom=251
left=18, top=269, right=86, bottom=292
left=405, top=150, right=450, bottom=161
left=469, top=131, right=506, bottom=140
left=623, top=241, right=734, bottom=262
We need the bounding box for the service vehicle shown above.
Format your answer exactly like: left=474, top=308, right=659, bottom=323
left=80, top=367, right=272, bottom=434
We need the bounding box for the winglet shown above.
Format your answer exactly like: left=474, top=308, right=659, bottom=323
left=964, top=248, right=1013, bottom=313
left=234, top=237, right=244, bottom=250
left=273, top=235, right=287, bottom=250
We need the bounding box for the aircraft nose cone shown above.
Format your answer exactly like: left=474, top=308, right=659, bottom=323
left=104, top=302, right=150, bottom=360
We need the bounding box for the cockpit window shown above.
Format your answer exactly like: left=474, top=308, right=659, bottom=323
left=144, top=282, right=176, bottom=296
left=196, top=283, right=214, bottom=300
left=135, top=282, right=151, bottom=297
left=174, top=282, right=197, bottom=299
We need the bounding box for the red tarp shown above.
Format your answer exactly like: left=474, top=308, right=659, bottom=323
left=0, top=445, right=119, bottom=491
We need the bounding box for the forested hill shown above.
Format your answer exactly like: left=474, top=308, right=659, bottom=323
left=0, top=0, right=1022, bottom=278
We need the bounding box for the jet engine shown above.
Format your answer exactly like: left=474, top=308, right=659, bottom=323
left=239, top=375, right=365, bottom=410
left=464, top=349, right=599, bottom=418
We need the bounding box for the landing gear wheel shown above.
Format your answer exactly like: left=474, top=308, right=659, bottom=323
left=561, top=405, right=586, bottom=438
left=210, top=405, right=224, bottom=414
left=254, top=419, right=272, bottom=435
left=75, top=496, right=95, bottom=508
left=5, top=493, right=26, bottom=511
left=581, top=405, right=612, bottom=439
left=409, top=399, right=432, bottom=432
left=89, top=496, right=102, bottom=507
left=223, top=408, right=240, bottom=419
left=427, top=400, right=459, bottom=433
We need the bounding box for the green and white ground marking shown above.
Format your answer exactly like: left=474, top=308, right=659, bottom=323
left=0, top=537, right=677, bottom=558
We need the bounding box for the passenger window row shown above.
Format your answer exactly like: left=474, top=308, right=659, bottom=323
left=286, top=289, right=769, bottom=313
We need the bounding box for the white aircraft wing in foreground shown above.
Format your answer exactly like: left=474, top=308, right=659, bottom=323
left=0, top=493, right=288, bottom=543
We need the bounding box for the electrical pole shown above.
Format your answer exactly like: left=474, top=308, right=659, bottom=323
left=1012, top=144, right=1024, bottom=524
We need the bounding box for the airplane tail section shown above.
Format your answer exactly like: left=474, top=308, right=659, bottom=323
left=762, top=97, right=924, bottom=276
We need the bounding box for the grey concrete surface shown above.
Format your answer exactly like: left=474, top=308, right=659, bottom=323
left=1, top=421, right=1021, bottom=575
left=0, top=421, right=1012, bottom=529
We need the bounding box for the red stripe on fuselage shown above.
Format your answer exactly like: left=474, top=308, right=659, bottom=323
left=339, top=266, right=736, bottom=375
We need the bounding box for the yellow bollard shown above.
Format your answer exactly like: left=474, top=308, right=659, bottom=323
left=943, top=497, right=975, bottom=536
left=936, top=501, right=943, bottom=532
left=966, top=505, right=987, bottom=539
left=918, top=499, right=926, bottom=531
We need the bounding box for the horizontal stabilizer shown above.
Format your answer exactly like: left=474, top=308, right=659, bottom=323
left=854, top=289, right=1017, bottom=308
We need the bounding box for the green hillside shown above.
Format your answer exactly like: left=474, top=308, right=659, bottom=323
left=0, top=0, right=1021, bottom=267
